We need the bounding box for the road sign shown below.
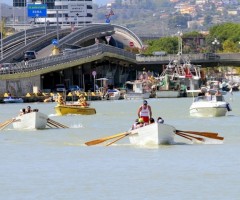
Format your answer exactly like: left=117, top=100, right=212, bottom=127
left=27, top=4, right=47, bottom=17
left=52, top=39, right=58, bottom=45
left=106, top=18, right=110, bottom=23
left=92, top=71, right=97, bottom=77
left=129, top=41, right=134, bottom=47
left=105, top=36, right=111, bottom=44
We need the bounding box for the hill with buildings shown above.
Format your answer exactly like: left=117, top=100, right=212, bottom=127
left=93, top=0, right=240, bottom=36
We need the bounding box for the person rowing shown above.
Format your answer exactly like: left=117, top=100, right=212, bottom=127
left=137, top=100, right=152, bottom=124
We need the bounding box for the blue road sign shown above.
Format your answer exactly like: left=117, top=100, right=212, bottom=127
left=106, top=18, right=110, bottom=24
left=52, top=39, right=58, bottom=45
left=28, top=4, right=47, bottom=17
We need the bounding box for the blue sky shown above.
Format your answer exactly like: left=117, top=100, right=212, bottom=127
left=1, top=0, right=109, bottom=6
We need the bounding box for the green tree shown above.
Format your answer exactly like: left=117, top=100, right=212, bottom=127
left=222, top=39, right=239, bottom=53
left=145, top=37, right=178, bottom=54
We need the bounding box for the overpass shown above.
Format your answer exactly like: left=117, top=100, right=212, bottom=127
left=0, top=24, right=240, bottom=95
left=0, top=23, right=143, bottom=63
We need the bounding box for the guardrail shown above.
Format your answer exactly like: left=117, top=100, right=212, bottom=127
left=0, top=44, right=136, bottom=76
left=0, top=28, right=72, bottom=64
left=113, top=24, right=144, bottom=48
left=58, top=24, right=114, bottom=49
left=136, top=53, right=240, bottom=62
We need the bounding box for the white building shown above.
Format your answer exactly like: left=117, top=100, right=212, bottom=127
left=2, top=0, right=93, bottom=26
left=36, top=0, right=93, bottom=25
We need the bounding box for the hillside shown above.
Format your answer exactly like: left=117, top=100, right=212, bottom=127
left=93, top=0, right=240, bottom=36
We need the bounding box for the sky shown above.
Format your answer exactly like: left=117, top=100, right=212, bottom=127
left=1, top=0, right=109, bottom=6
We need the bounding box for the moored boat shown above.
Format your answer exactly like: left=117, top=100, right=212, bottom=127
left=3, top=97, right=24, bottom=103
left=55, top=104, right=96, bottom=116
left=155, top=90, right=180, bottom=98
left=104, top=89, right=121, bottom=100
left=189, top=95, right=232, bottom=117
left=13, top=111, right=48, bottom=129
left=124, top=80, right=151, bottom=100
left=129, top=123, right=176, bottom=145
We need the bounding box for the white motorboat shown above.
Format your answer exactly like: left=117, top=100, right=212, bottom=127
left=104, top=89, right=121, bottom=100
left=129, top=123, right=176, bottom=145
left=189, top=95, right=232, bottom=117
left=3, top=97, right=24, bottom=103
left=124, top=80, right=151, bottom=100
left=13, top=111, right=48, bottom=129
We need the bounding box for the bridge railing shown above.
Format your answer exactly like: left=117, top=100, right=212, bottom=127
left=0, top=28, right=71, bottom=64
left=0, top=44, right=136, bottom=75
left=58, top=24, right=114, bottom=49
left=136, top=53, right=240, bottom=62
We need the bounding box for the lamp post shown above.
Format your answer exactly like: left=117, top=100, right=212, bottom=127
left=177, top=30, right=183, bottom=56
left=0, top=3, right=3, bottom=60
left=212, top=38, right=220, bottom=53
left=24, top=1, right=27, bottom=45
left=56, top=10, right=59, bottom=42
left=84, top=0, right=86, bottom=27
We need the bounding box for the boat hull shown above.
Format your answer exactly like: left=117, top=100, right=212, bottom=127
left=190, top=102, right=228, bottom=117
left=13, top=112, right=48, bottom=129
left=3, top=98, right=24, bottom=103
left=156, top=90, right=180, bottom=98
left=124, top=92, right=150, bottom=100
left=55, top=105, right=96, bottom=116
left=129, top=123, right=176, bottom=145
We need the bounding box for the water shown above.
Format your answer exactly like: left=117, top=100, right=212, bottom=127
left=0, top=93, right=240, bottom=200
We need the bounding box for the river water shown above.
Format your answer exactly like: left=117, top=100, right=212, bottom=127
left=0, top=93, right=240, bottom=200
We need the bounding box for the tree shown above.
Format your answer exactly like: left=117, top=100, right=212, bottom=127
left=222, top=39, right=239, bottom=53
left=144, top=37, right=178, bottom=54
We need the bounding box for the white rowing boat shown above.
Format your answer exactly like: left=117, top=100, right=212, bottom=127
left=13, top=111, right=48, bottom=129
left=129, top=123, right=176, bottom=145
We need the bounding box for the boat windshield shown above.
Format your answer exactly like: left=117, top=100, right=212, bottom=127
left=194, top=95, right=224, bottom=102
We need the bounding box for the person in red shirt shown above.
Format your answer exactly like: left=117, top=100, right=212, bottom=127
left=137, top=100, right=152, bottom=123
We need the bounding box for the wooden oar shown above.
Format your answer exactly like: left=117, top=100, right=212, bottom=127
left=47, top=118, right=68, bottom=128
left=176, top=130, right=218, bottom=137
left=176, top=130, right=224, bottom=140
left=47, top=120, right=64, bottom=128
left=175, top=132, right=195, bottom=142
left=176, top=132, right=205, bottom=142
left=106, top=133, right=131, bottom=146
left=0, top=119, right=15, bottom=131
left=85, top=132, right=130, bottom=146
left=0, top=119, right=12, bottom=127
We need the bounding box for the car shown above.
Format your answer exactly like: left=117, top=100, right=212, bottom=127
left=203, top=53, right=220, bottom=60
left=55, top=84, right=66, bottom=92
left=68, top=85, right=83, bottom=92
left=24, top=51, right=37, bottom=61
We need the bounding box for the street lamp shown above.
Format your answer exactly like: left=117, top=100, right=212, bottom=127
left=24, top=1, right=27, bottom=45
left=0, top=3, right=3, bottom=60
left=212, top=38, right=220, bottom=53
left=177, top=30, right=183, bottom=56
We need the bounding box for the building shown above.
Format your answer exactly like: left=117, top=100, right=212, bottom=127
left=12, top=0, right=93, bottom=25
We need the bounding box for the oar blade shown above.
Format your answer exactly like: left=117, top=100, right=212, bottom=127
left=176, top=130, right=224, bottom=141
left=85, top=132, right=128, bottom=146
left=176, top=130, right=218, bottom=137
left=177, top=132, right=205, bottom=142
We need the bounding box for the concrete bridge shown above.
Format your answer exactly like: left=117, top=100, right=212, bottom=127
left=0, top=24, right=239, bottom=96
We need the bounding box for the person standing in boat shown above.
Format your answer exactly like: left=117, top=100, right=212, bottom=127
left=137, top=100, right=152, bottom=123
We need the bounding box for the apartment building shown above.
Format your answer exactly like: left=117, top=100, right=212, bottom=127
left=12, top=0, right=93, bottom=25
